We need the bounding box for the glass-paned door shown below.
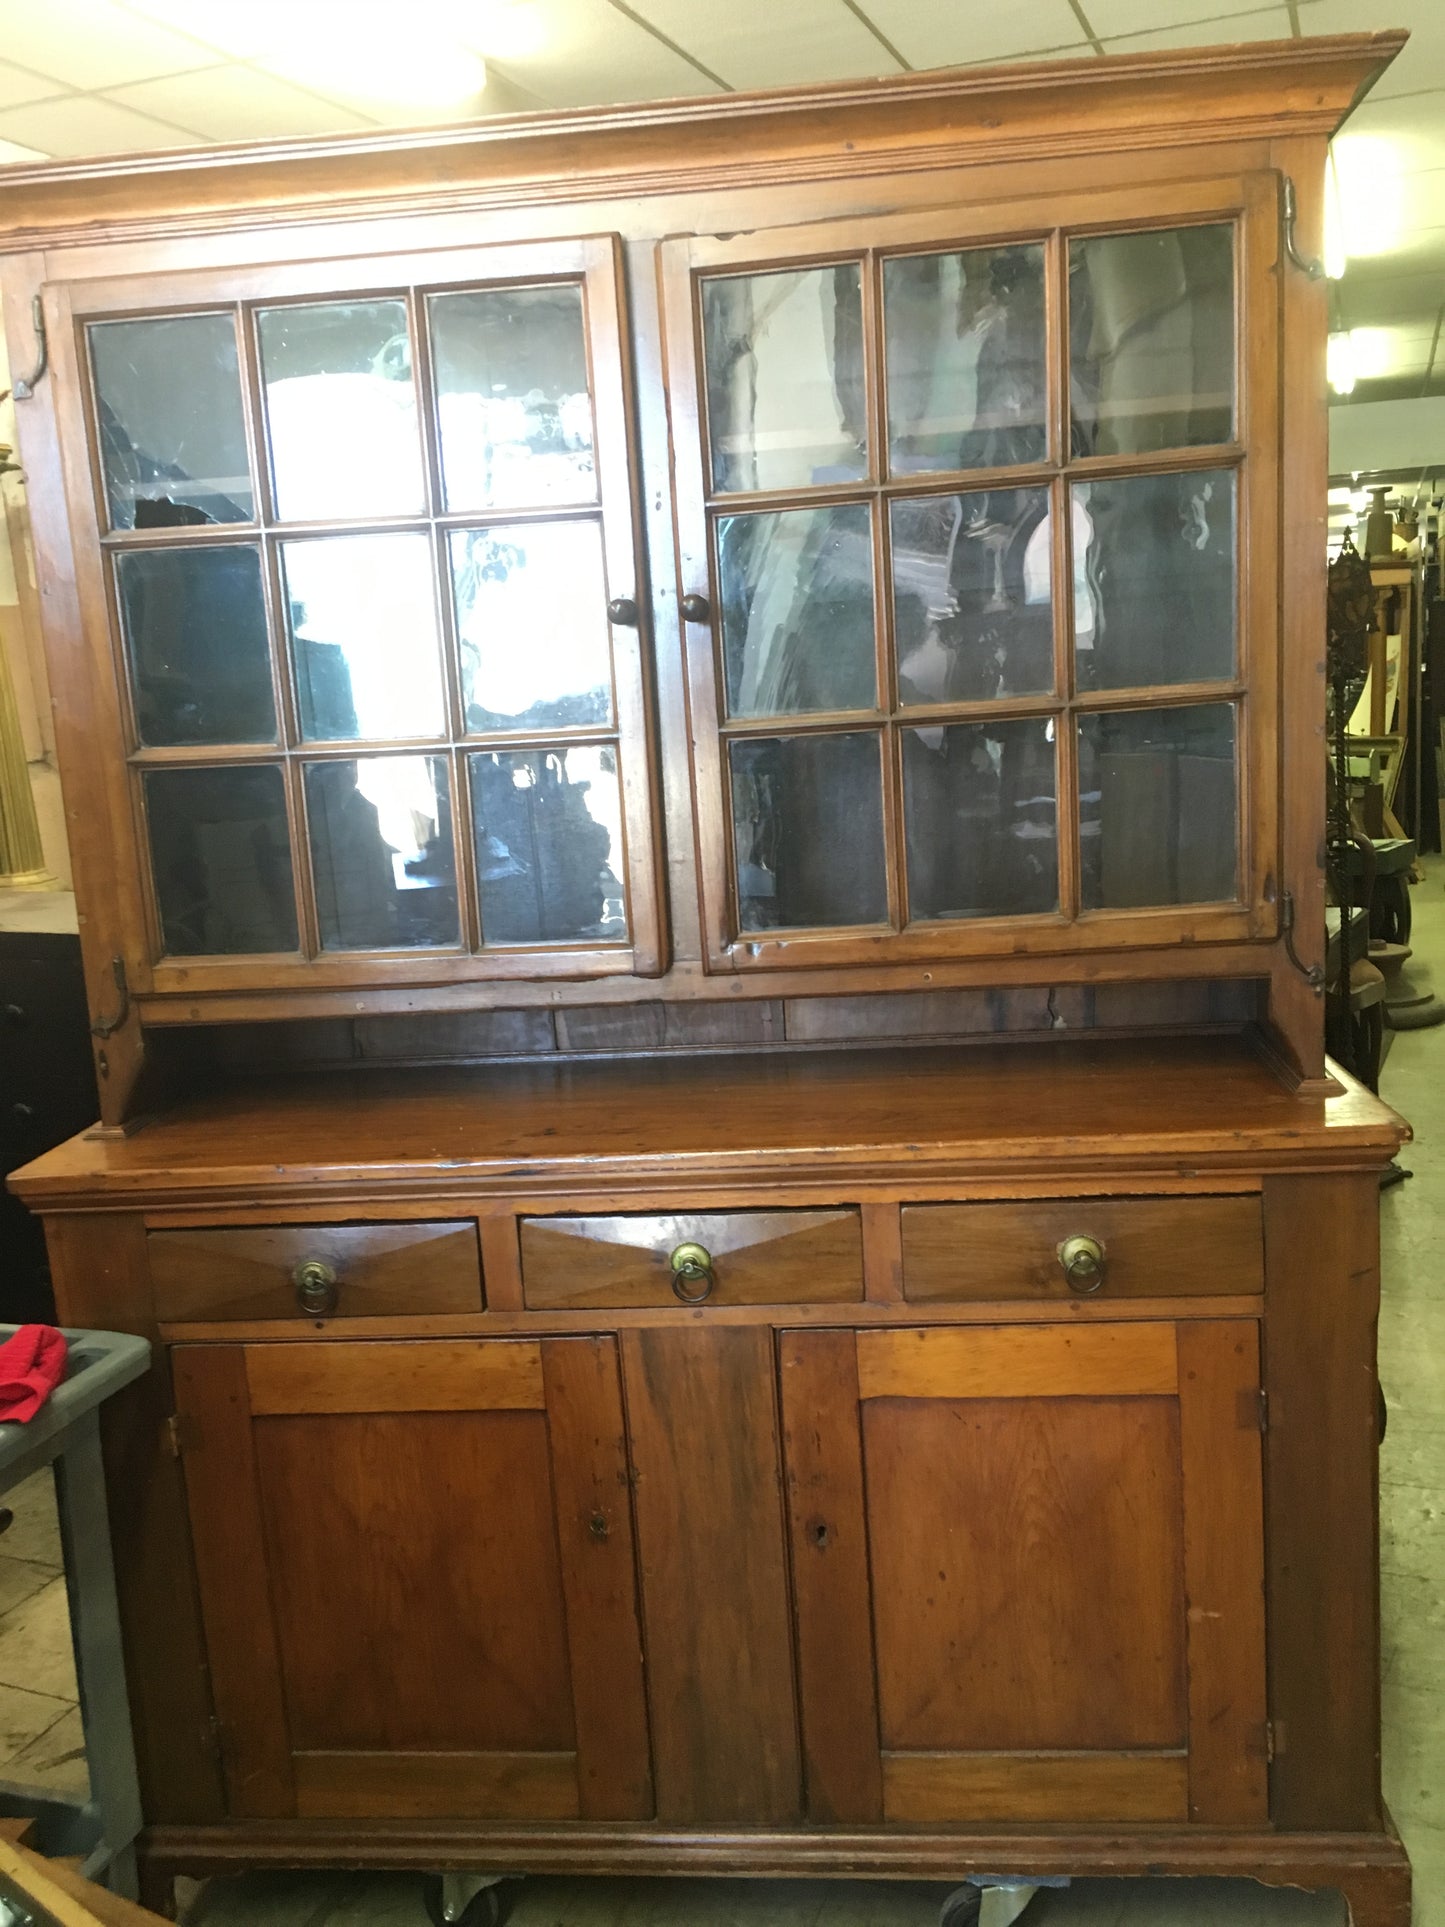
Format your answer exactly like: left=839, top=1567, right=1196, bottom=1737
left=664, top=176, right=1278, bottom=971
left=58, top=236, right=663, bottom=992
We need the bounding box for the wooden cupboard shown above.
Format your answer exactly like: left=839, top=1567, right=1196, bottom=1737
left=1, top=30, right=1415, bottom=1926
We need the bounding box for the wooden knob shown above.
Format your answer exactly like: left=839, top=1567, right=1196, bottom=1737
left=680, top=593, right=711, bottom=623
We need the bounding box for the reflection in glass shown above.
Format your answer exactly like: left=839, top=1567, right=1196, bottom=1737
left=718, top=505, right=875, bottom=718
left=1073, top=469, right=1235, bottom=691
left=730, top=732, right=886, bottom=931
left=431, top=286, right=596, bottom=511
left=891, top=489, right=1053, bottom=705
left=904, top=719, right=1058, bottom=920
left=449, top=520, right=612, bottom=732
left=885, top=244, right=1047, bottom=474
left=258, top=300, right=422, bottom=520
left=90, top=314, right=253, bottom=530
left=144, top=765, right=296, bottom=955
left=117, top=546, right=275, bottom=747
left=306, top=756, right=457, bottom=950
left=281, top=534, right=445, bottom=743
left=703, top=265, right=867, bottom=494
left=1079, top=703, right=1237, bottom=910
left=469, top=746, right=627, bottom=945
left=1071, top=225, right=1233, bottom=455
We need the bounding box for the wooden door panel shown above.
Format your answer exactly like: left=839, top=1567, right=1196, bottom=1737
left=864, top=1396, right=1186, bottom=1751
left=621, top=1326, right=800, bottom=1823
left=253, top=1410, right=575, bottom=1753
left=175, top=1336, right=652, bottom=1823
left=780, top=1320, right=1267, bottom=1829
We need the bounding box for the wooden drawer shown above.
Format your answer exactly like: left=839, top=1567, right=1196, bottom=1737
left=902, top=1196, right=1263, bottom=1301
left=520, top=1208, right=863, bottom=1309
left=149, top=1222, right=483, bottom=1321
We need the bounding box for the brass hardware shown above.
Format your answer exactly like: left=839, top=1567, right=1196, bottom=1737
left=11, top=296, right=48, bottom=401
left=1057, top=1234, right=1106, bottom=1293
left=669, top=1240, right=715, bottom=1303
left=607, top=595, right=639, bottom=626
left=90, top=958, right=131, bottom=1039
left=680, top=592, right=711, bottom=623
left=1282, top=177, right=1324, bottom=282
left=292, top=1258, right=339, bottom=1316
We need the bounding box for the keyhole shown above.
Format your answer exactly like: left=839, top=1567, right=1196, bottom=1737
left=589, top=1510, right=609, bottom=1542
left=811, top=1521, right=830, bottom=1549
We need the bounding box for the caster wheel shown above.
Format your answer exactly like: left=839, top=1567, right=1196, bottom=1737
left=939, top=1890, right=982, bottom=1927
left=422, top=1877, right=512, bottom=1927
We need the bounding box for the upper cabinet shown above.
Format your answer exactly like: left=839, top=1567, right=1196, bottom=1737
left=663, top=177, right=1280, bottom=973
left=48, top=237, right=665, bottom=990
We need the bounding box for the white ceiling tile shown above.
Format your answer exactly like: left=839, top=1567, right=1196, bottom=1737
left=1338, top=91, right=1445, bottom=180
left=105, top=67, right=377, bottom=142
left=1084, top=0, right=1289, bottom=41
left=1101, top=9, right=1295, bottom=54
left=1339, top=268, right=1445, bottom=328
left=0, top=0, right=217, bottom=89
left=110, top=0, right=288, bottom=60
left=0, top=94, right=198, bottom=157
left=634, top=0, right=898, bottom=88
left=0, top=62, right=68, bottom=110
left=1301, top=0, right=1445, bottom=104
left=489, top=0, right=725, bottom=104
left=847, top=0, right=1089, bottom=69
left=0, top=137, right=48, bottom=163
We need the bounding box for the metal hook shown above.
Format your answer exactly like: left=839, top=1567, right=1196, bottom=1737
left=12, top=297, right=48, bottom=401
left=90, top=957, right=131, bottom=1039
left=1281, top=891, right=1325, bottom=994
left=1282, top=177, right=1325, bottom=282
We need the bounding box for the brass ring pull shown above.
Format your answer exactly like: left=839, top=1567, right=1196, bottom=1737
left=1057, top=1235, right=1106, bottom=1294
left=669, top=1241, right=715, bottom=1304
left=292, top=1259, right=339, bottom=1316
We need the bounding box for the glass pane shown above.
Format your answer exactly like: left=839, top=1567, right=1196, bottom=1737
left=702, top=265, right=866, bottom=494
left=719, top=504, right=875, bottom=718
left=430, top=286, right=596, bottom=511
left=885, top=244, right=1047, bottom=474
left=90, top=315, right=252, bottom=530
left=1070, top=224, right=1234, bottom=455
left=281, top=534, right=446, bottom=743
left=730, top=731, right=886, bottom=931
left=117, top=546, right=275, bottom=747
left=258, top=300, right=422, bottom=520
left=469, top=745, right=627, bottom=946
left=891, top=489, right=1053, bottom=704
left=1079, top=703, right=1237, bottom=910
left=1073, top=469, right=1235, bottom=691
left=903, top=719, right=1058, bottom=920
left=144, top=765, right=296, bottom=955
left=450, top=521, right=612, bottom=732
left=306, top=756, right=457, bottom=950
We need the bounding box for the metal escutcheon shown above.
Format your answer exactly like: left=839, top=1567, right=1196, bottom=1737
left=293, top=1258, right=339, bottom=1316
left=1057, top=1234, right=1106, bottom=1294
left=669, top=1241, right=715, bottom=1304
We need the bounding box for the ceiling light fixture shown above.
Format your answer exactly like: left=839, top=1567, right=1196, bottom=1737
left=1328, top=331, right=1357, bottom=396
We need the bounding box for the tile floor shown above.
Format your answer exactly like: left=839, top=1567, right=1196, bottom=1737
left=3, top=878, right=1445, bottom=1924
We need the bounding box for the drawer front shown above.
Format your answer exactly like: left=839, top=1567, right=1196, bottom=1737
left=902, top=1197, right=1262, bottom=1302
left=521, top=1209, right=863, bottom=1309
left=149, top=1222, right=483, bottom=1321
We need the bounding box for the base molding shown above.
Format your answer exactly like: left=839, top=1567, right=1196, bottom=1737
left=142, top=1818, right=1412, bottom=1922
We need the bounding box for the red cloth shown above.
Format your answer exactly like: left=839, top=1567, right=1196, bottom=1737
left=0, top=1326, right=67, bottom=1423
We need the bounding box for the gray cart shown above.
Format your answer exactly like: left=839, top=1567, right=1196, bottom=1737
left=0, top=1326, right=149, bottom=1899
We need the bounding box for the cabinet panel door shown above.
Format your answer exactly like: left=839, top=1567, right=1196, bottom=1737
left=779, top=1320, right=1266, bottom=1826
left=173, top=1337, right=651, bottom=1822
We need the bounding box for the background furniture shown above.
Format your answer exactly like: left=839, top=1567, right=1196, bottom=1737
left=0, top=32, right=1415, bottom=1926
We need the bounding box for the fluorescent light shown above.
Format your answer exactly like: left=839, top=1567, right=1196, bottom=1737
left=1324, top=148, right=1347, bottom=280
left=1328, top=332, right=1357, bottom=396
left=1329, top=134, right=1408, bottom=264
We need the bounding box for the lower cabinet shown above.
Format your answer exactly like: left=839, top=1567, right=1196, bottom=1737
left=172, top=1337, right=652, bottom=1822
left=173, top=1317, right=1267, bottom=1832
left=779, top=1321, right=1270, bottom=1827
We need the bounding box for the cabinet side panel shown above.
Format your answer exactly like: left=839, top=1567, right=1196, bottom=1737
left=171, top=1346, right=296, bottom=1818
left=778, top=1328, right=882, bottom=1822
left=620, top=1326, right=801, bottom=1823
left=43, top=1213, right=224, bottom=1824
left=1263, top=1171, right=1383, bottom=1827
left=542, top=1336, right=654, bottom=1820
